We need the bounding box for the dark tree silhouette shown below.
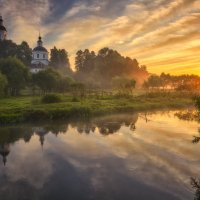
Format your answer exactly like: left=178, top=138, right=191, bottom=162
left=50, top=46, right=70, bottom=69
left=32, top=68, right=60, bottom=94
left=191, top=178, right=200, bottom=200
left=75, top=47, right=148, bottom=88
left=0, top=40, right=32, bottom=66
left=0, top=57, right=29, bottom=96
left=144, top=73, right=200, bottom=91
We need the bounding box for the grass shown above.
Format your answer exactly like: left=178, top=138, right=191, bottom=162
left=0, top=91, right=194, bottom=124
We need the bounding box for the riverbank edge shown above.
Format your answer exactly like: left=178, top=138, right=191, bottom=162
left=0, top=96, right=194, bottom=125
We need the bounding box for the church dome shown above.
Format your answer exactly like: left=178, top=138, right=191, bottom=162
left=33, top=46, right=48, bottom=52
left=33, top=35, right=48, bottom=52
left=31, top=35, right=49, bottom=69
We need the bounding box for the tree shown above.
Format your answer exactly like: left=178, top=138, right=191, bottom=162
left=75, top=50, right=84, bottom=72
left=70, top=82, right=85, bottom=99
left=0, top=40, right=32, bottom=66
left=0, top=40, right=18, bottom=58
left=57, top=76, right=75, bottom=94
left=112, top=76, right=136, bottom=95
left=32, top=69, right=60, bottom=94
left=75, top=47, right=149, bottom=88
left=0, top=72, right=7, bottom=96
left=75, top=49, right=96, bottom=73
left=125, top=79, right=136, bottom=94
left=143, top=75, right=163, bottom=90
left=50, top=47, right=70, bottom=69
left=0, top=57, right=29, bottom=96
left=16, top=41, right=32, bottom=66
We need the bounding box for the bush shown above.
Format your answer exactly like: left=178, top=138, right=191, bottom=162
left=41, top=94, right=62, bottom=104
left=72, top=97, right=79, bottom=102
left=193, top=95, right=200, bottom=110
left=31, top=98, right=40, bottom=105
left=32, top=68, right=60, bottom=93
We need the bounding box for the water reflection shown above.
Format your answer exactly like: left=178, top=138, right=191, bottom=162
left=174, top=110, right=200, bottom=144
left=0, top=111, right=199, bottom=200
left=192, top=127, right=200, bottom=144
left=174, top=110, right=198, bottom=121
left=0, top=144, right=10, bottom=165
left=172, top=110, right=200, bottom=199
left=0, top=114, right=139, bottom=166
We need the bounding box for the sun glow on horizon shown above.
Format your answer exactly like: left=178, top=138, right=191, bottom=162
left=0, top=0, right=200, bottom=75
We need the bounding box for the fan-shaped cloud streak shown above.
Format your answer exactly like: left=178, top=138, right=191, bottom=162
left=0, top=0, right=199, bottom=74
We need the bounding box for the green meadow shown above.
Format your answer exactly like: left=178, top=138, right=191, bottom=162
left=0, top=92, right=193, bottom=124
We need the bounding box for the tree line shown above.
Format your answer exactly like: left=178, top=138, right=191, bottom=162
left=2, top=39, right=199, bottom=98
left=75, top=48, right=148, bottom=88
left=0, top=39, right=149, bottom=96
left=143, top=73, right=200, bottom=92
left=0, top=57, right=85, bottom=96
left=0, top=40, right=71, bottom=70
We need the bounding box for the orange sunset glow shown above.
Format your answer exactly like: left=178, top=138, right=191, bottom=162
left=0, top=0, right=200, bottom=74
left=1, top=1, right=200, bottom=199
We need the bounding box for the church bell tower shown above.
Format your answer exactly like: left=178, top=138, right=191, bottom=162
left=0, top=16, right=7, bottom=41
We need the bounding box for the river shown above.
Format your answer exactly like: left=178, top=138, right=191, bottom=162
left=0, top=110, right=199, bottom=200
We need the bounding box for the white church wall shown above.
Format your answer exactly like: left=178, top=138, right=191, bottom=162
left=31, top=51, right=49, bottom=66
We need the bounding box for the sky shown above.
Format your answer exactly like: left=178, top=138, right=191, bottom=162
left=0, top=0, right=200, bottom=75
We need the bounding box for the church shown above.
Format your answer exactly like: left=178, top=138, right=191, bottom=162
left=30, top=35, right=49, bottom=73
left=0, top=15, right=49, bottom=73
left=0, top=16, right=7, bottom=41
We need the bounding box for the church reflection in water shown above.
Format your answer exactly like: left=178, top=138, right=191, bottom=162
left=0, top=111, right=199, bottom=200
left=0, top=113, right=139, bottom=166
left=0, top=144, right=10, bottom=165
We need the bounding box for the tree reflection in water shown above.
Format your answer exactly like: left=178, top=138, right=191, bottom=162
left=192, top=136, right=200, bottom=144
left=0, top=113, right=138, bottom=165
left=0, top=144, right=10, bottom=165
left=174, top=111, right=200, bottom=144
left=174, top=110, right=198, bottom=121
left=191, top=178, right=200, bottom=200
left=70, top=114, right=138, bottom=135
left=192, top=128, right=200, bottom=144
left=0, top=111, right=199, bottom=199
left=175, top=111, right=200, bottom=199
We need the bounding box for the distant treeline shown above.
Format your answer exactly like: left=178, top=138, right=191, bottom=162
left=144, top=73, right=200, bottom=92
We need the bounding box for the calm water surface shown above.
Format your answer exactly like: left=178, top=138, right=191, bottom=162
left=0, top=110, right=199, bottom=200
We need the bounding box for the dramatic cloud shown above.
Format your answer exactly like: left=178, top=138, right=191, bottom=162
left=0, top=0, right=200, bottom=74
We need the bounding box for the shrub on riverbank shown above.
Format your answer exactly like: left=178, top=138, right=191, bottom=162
left=41, top=94, right=62, bottom=104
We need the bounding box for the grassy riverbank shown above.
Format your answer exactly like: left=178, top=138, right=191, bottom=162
left=0, top=92, right=194, bottom=124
